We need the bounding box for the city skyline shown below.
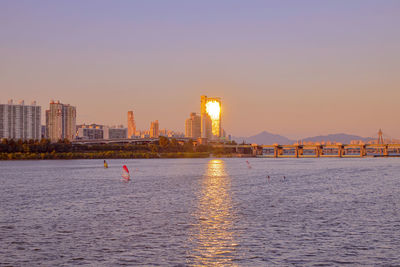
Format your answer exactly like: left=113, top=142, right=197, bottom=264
left=0, top=96, right=396, bottom=144
left=1, top=1, right=400, bottom=139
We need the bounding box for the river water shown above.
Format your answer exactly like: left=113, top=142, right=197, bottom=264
left=1, top=158, right=400, bottom=266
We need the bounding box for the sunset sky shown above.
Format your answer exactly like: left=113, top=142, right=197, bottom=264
left=1, top=0, right=399, bottom=139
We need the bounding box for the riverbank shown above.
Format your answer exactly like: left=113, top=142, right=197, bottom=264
left=0, top=151, right=212, bottom=160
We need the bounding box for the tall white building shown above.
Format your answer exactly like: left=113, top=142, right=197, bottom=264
left=0, top=100, right=41, bottom=140
left=46, top=100, right=76, bottom=142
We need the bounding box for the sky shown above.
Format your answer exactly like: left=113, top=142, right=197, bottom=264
left=1, top=0, right=400, bottom=139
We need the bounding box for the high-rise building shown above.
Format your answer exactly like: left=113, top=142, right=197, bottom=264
left=185, top=118, right=191, bottom=138
left=64, top=105, right=76, bottom=140
left=150, top=120, right=159, bottom=138
left=0, top=100, right=41, bottom=140
left=185, top=112, right=201, bottom=139
left=127, top=111, right=136, bottom=138
left=200, top=95, right=222, bottom=140
left=41, top=125, right=46, bottom=139
left=108, top=125, right=127, bottom=139
left=46, top=100, right=76, bottom=142
left=45, top=109, right=50, bottom=138
left=76, top=124, right=104, bottom=140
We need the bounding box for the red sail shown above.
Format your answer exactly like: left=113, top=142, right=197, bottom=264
left=123, top=165, right=129, bottom=173
left=122, top=165, right=130, bottom=181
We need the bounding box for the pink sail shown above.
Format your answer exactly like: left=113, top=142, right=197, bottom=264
left=246, top=160, right=252, bottom=169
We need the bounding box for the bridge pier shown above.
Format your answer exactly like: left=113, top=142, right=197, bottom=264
left=338, top=145, right=343, bottom=157
left=251, top=144, right=263, bottom=156
left=316, top=146, right=321, bottom=157
left=273, top=145, right=282, bottom=158
left=360, top=145, right=366, bottom=157
left=295, top=145, right=303, bottom=158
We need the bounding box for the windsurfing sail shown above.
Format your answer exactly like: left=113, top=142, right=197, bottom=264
left=246, top=160, right=252, bottom=169
left=122, top=165, right=130, bottom=181
left=104, top=160, right=108, bottom=168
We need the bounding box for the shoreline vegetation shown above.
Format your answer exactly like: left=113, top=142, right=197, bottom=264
left=0, top=151, right=212, bottom=160
left=0, top=137, right=240, bottom=160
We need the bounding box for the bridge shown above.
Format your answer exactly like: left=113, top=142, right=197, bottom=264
left=254, top=143, right=400, bottom=158
left=218, top=129, right=400, bottom=158
left=212, top=143, right=400, bottom=157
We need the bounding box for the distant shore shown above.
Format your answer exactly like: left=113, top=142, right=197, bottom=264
left=0, top=151, right=214, bottom=160
left=0, top=137, right=240, bottom=160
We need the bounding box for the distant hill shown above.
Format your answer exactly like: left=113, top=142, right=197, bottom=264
left=232, top=131, right=374, bottom=145
left=233, top=131, right=293, bottom=145
left=301, top=133, right=374, bottom=144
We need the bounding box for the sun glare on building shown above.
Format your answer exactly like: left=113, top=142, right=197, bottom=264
left=201, top=96, right=222, bottom=139
left=205, top=101, right=221, bottom=121
left=206, top=100, right=221, bottom=137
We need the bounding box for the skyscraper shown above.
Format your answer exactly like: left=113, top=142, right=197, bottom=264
left=185, top=118, right=192, bottom=138
left=45, top=109, right=50, bottom=138
left=46, top=100, right=76, bottom=142
left=127, top=111, right=136, bottom=138
left=150, top=120, right=159, bottom=138
left=0, top=100, right=41, bottom=140
left=200, top=95, right=222, bottom=140
left=185, top=112, right=201, bottom=139
left=64, top=104, right=76, bottom=140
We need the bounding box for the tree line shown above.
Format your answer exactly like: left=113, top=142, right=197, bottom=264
left=0, top=136, right=238, bottom=160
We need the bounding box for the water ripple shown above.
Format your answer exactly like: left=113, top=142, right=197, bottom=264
left=0, top=158, right=400, bottom=265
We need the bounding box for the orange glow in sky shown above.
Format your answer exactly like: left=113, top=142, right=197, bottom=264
left=1, top=1, right=400, bottom=138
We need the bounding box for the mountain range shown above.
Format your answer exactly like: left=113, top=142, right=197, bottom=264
left=232, top=131, right=374, bottom=145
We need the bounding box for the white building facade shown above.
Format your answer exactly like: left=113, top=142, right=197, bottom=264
left=46, top=100, right=76, bottom=142
left=0, top=100, right=41, bottom=140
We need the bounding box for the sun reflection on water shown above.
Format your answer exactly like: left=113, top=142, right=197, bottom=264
left=190, top=159, right=238, bottom=266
